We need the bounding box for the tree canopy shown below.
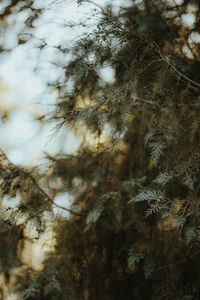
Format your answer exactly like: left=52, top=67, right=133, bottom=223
left=0, top=0, right=200, bottom=299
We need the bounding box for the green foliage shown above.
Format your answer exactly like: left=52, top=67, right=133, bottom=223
left=143, top=257, right=155, bottom=279
left=17, top=272, right=61, bottom=299
left=148, top=141, right=166, bottom=167
left=129, top=190, right=164, bottom=203
left=185, top=226, right=198, bottom=245
left=153, top=172, right=173, bottom=186
left=43, top=273, right=62, bottom=296
left=128, top=248, right=144, bottom=267
left=84, top=206, right=103, bottom=232
left=17, top=275, right=40, bottom=300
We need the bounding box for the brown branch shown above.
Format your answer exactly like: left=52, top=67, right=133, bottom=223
left=27, top=173, right=85, bottom=217
left=0, top=149, right=84, bottom=217
left=152, top=41, right=200, bottom=89
left=85, top=0, right=200, bottom=90
left=126, top=24, right=200, bottom=89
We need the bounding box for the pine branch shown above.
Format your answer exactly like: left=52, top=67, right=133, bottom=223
left=152, top=40, right=200, bottom=89
left=127, top=26, right=200, bottom=89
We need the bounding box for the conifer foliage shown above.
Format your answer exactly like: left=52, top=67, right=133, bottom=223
left=0, top=0, right=200, bottom=299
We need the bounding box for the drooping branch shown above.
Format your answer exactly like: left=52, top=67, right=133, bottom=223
left=152, top=40, right=200, bottom=89
left=27, top=173, right=85, bottom=217
left=91, top=0, right=200, bottom=90
left=0, top=149, right=84, bottom=217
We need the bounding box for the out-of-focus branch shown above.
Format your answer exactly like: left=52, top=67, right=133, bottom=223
left=27, top=173, right=85, bottom=217
left=0, top=149, right=84, bottom=217
left=152, top=40, right=200, bottom=89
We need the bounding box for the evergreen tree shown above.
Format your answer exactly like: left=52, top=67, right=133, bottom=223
left=0, top=0, right=200, bottom=299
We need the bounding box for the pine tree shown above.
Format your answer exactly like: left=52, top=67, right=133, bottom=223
left=0, top=0, right=200, bottom=299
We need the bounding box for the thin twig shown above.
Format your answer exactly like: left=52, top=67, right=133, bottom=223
left=127, top=23, right=200, bottom=89
left=27, top=173, right=85, bottom=217
left=181, top=202, right=190, bottom=218
left=152, top=40, right=200, bottom=89
left=0, top=149, right=84, bottom=217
